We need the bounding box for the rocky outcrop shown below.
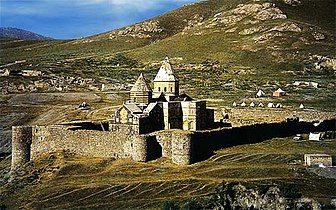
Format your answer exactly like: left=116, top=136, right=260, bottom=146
left=239, top=26, right=268, bottom=35
left=312, top=32, right=325, bottom=40
left=208, top=3, right=287, bottom=28
left=233, top=3, right=287, bottom=20
left=253, top=31, right=283, bottom=42
left=202, top=183, right=331, bottom=210
left=271, top=22, right=301, bottom=32
left=109, top=20, right=163, bottom=39
left=183, top=14, right=204, bottom=32
left=283, top=0, right=302, bottom=6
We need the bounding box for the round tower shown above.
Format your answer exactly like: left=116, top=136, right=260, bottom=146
left=130, top=73, right=152, bottom=105
left=153, top=57, right=179, bottom=97
left=11, top=126, right=33, bottom=172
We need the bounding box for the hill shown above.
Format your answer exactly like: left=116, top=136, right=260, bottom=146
left=0, top=0, right=335, bottom=111
left=0, top=27, right=53, bottom=41
left=0, top=0, right=336, bottom=208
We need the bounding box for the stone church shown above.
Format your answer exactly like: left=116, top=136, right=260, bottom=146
left=110, top=57, right=214, bottom=134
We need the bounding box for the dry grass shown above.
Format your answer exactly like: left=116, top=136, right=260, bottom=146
left=1, top=137, right=335, bottom=209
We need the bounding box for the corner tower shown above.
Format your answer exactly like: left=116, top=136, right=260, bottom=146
left=130, top=73, right=152, bottom=104
left=153, top=57, right=179, bottom=97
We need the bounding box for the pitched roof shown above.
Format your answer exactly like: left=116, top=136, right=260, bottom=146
left=172, top=93, right=193, bottom=101
left=153, top=57, right=178, bottom=82
left=130, top=73, right=152, bottom=92
left=123, top=102, right=143, bottom=114
left=143, top=102, right=158, bottom=114
left=274, top=88, right=285, bottom=93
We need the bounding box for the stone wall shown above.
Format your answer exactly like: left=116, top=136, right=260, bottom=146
left=304, top=154, right=333, bottom=166
left=11, top=118, right=336, bottom=171
left=30, top=125, right=134, bottom=159
left=11, top=125, right=151, bottom=171
left=11, top=126, right=32, bottom=171
left=171, top=132, right=192, bottom=165
left=155, top=132, right=172, bottom=158
left=188, top=118, right=336, bottom=163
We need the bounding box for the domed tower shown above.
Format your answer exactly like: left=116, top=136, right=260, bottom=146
left=153, top=57, right=179, bottom=97
left=130, top=73, right=152, bottom=104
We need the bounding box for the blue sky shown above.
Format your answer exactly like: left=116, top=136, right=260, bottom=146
left=0, top=0, right=200, bottom=39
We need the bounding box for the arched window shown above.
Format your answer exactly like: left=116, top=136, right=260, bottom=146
left=164, top=87, right=167, bottom=92
left=170, top=87, right=173, bottom=92
left=158, top=87, right=161, bottom=91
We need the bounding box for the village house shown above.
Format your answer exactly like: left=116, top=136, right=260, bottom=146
left=22, top=70, right=42, bottom=77
left=304, top=154, right=332, bottom=167
left=309, top=132, right=324, bottom=141
left=273, top=88, right=286, bottom=97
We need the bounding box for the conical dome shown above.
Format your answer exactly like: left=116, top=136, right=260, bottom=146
left=130, top=73, right=152, bottom=92
left=153, top=57, right=178, bottom=82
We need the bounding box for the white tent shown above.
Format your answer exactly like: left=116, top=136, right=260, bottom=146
left=241, top=102, right=246, bottom=107
left=267, top=102, right=274, bottom=108
left=258, top=102, right=264, bottom=107
left=276, top=103, right=283, bottom=108
left=256, top=90, right=265, bottom=97
left=299, top=104, right=304, bottom=109
left=233, top=102, right=237, bottom=107
left=250, top=102, right=255, bottom=107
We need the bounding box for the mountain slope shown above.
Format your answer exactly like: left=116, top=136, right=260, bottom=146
left=0, top=0, right=335, bottom=111
left=0, top=0, right=334, bottom=64
left=0, top=27, right=53, bottom=40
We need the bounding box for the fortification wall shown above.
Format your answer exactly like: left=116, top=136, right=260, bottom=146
left=171, top=133, right=192, bottom=165
left=11, top=126, right=32, bottom=171
left=188, top=119, right=336, bottom=163
left=11, top=125, right=152, bottom=171
left=30, top=125, right=135, bottom=159
left=11, top=118, right=336, bottom=171
left=155, top=132, right=172, bottom=158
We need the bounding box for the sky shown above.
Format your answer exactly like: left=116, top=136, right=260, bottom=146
left=0, top=0, right=200, bottom=39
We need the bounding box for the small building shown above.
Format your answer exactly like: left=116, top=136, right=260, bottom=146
left=0, top=69, right=10, bottom=77
left=79, top=102, right=90, bottom=110
left=304, top=154, right=332, bottom=167
left=309, top=132, right=324, bottom=141
left=22, top=70, right=42, bottom=77
left=310, top=82, right=320, bottom=88
left=273, top=88, right=286, bottom=97
left=256, top=90, right=265, bottom=97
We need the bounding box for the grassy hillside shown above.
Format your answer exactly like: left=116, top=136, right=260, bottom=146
left=1, top=137, right=335, bottom=209
left=1, top=0, right=335, bottom=111
left=1, top=0, right=334, bottom=64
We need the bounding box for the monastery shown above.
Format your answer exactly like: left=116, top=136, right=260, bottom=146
left=10, top=57, right=334, bottom=170
left=110, top=57, right=215, bottom=134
